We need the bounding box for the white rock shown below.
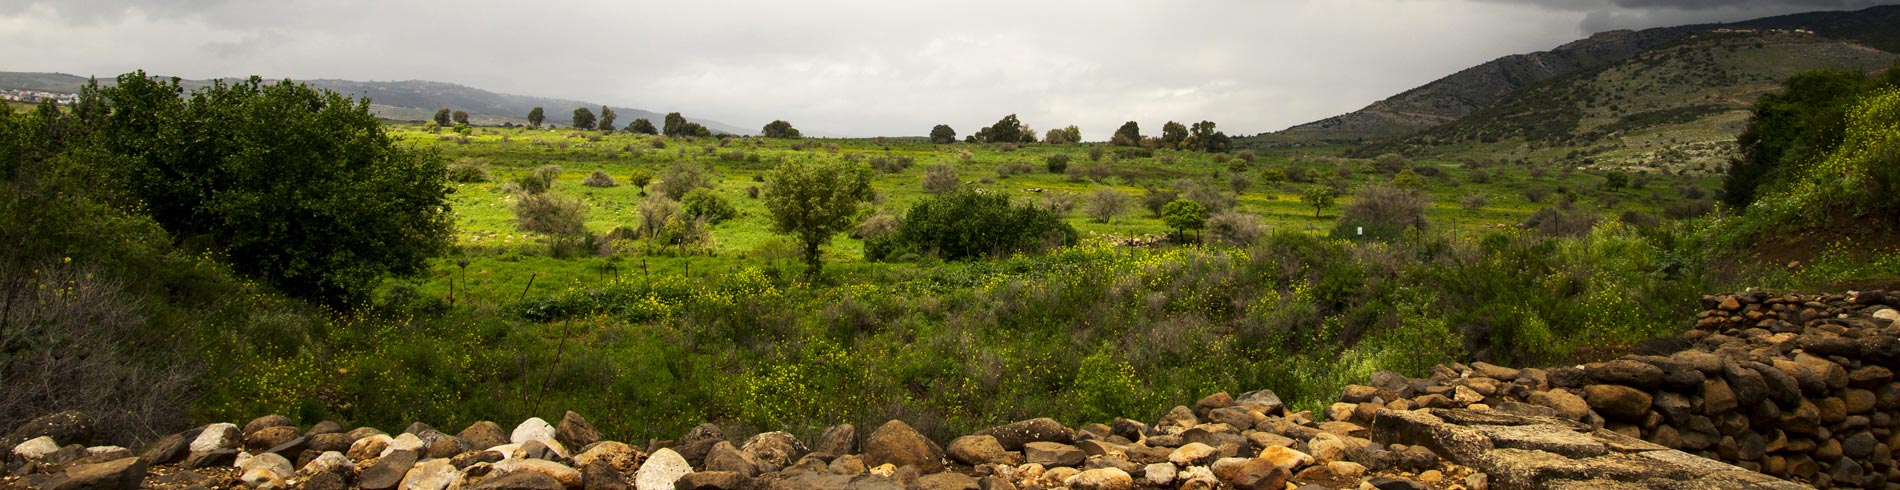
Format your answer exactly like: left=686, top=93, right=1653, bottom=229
left=1876, top=308, right=1900, bottom=323
left=573, top=441, right=638, bottom=472
left=401, top=458, right=459, bottom=490
left=12, top=436, right=59, bottom=461
left=348, top=434, right=394, bottom=461
left=509, top=417, right=556, bottom=445
left=1328, top=460, right=1367, bottom=478
left=236, top=452, right=293, bottom=477
left=298, top=451, right=356, bottom=478
left=1063, top=467, right=1133, bottom=490
left=1142, top=462, right=1177, bottom=486
left=240, top=467, right=288, bottom=489
left=488, top=443, right=522, bottom=460
left=495, top=458, right=581, bottom=487
left=84, top=446, right=128, bottom=455
left=1309, top=432, right=1349, bottom=463
left=190, top=423, right=241, bottom=453
left=383, top=432, right=427, bottom=458
left=1177, top=465, right=1218, bottom=487
left=634, top=448, right=693, bottom=490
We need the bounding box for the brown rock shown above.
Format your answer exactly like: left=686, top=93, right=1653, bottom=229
left=946, top=435, right=1010, bottom=466
left=243, top=415, right=297, bottom=438
left=459, top=421, right=510, bottom=451
left=49, top=457, right=146, bottom=490
left=1586, top=360, right=1665, bottom=389
left=974, top=418, right=1072, bottom=451
left=1193, top=392, right=1235, bottom=418
left=581, top=459, right=630, bottom=490
left=917, top=471, right=980, bottom=490
left=472, top=471, right=565, bottom=490
left=810, top=424, right=856, bottom=457
left=556, top=412, right=602, bottom=452
left=1229, top=458, right=1289, bottom=490
left=359, top=449, right=419, bottom=490
left=1024, top=441, right=1085, bottom=467
left=862, top=420, right=943, bottom=473
left=1582, top=384, right=1652, bottom=421
left=740, top=431, right=807, bottom=470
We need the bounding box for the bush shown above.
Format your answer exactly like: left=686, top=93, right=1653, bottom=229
left=1207, top=211, right=1264, bottom=246
left=1040, top=192, right=1076, bottom=215
left=447, top=158, right=491, bottom=183
left=1332, top=184, right=1427, bottom=240
left=923, top=164, right=960, bottom=194
left=1088, top=147, right=1105, bottom=162
left=1142, top=185, right=1181, bottom=218
left=1285, top=166, right=1313, bottom=183
left=1460, top=192, right=1489, bottom=211
left=1162, top=200, right=1209, bottom=241
left=1085, top=188, right=1132, bottom=223
left=583, top=171, right=617, bottom=187
left=1045, top=154, right=1071, bottom=174
left=1236, top=150, right=1257, bottom=163
left=681, top=188, right=737, bottom=224
left=867, top=191, right=1078, bottom=261
left=1372, top=153, right=1410, bottom=174
left=515, top=192, right=587, bottom=238
left=655, top=162, right=713, bottom=200
left=1664, top=200, right=1715, bottom=219
left=995, top=162, right=1034, bottom=178
left=1522, top=207, right=1598, bottom=237
left=869, top=155, right=915, bottom=174
left=852, top=213, right=901, bottom=240
left=1522, top=187, right=1552, bottom=203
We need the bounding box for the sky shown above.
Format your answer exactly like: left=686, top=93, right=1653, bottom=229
left=1, top=0, right=1894, bottom=139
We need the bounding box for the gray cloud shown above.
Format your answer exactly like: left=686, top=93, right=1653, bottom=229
left=0, top=0, right=1892, bottom=138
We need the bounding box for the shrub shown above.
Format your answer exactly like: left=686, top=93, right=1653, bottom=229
left=1460, top=192, right=1489, bottom=211
left=1085, top=188, right=1132, bottom=223
left=1142, top=185, right=1181, bottom=218
left=1285, top=166, right=1313, bottom=183
left=1236, top=150, right=1257, bottom=163
left=1176, top=178, right=1235, bottom=212
left=446, top=158, right=491, bottom=183
left=867, top=191, right=1077, bottom=261
left=1161, top=200, right=1209, bottom=241
left=1076, top=164, right=1112, bottom=182
left=655, top=162, right=714, bottom=199
left=1040, top=192, right=1076, bottom=215
left=636, top=194, right=682, bottom=239
left=1332, top=184, right=1427, bottom=240
left=516, top=192, right=586, bottom=238
left=627, top=170, right=654, bottom=194
left=958, top=150, right=975, bottom=164
left=1664, top=200, right=1715, bottom=219
left=1229, top=173, right=1253, bottom=194
left=1522, top=207, right=1598, bottom=237
left=1372, top=153, right=1410, bottom=174
left=995, top=162, right=1034, bottom=178
left=681, top=188, right=737, bottom=224
left=1088, top=147, right=1105, bottom=161
left=869, top=155, right=915, bottom=174
left=853, top=212, right=901, bottom=240
left=583, top=171, right=617, bottom=187
left=1260, top=167, right=1288, bottom=183
left=1522, top=187, right=1552, bottom=203
left=1207, top=211, right=1264, bottom=246
left=1619, top=211, right=1661, bottom=228
left=923, top=164, right=960, bottom=194
left=1045, top=154, right=1071, bottom=174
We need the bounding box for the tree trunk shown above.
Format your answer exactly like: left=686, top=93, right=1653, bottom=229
left=803, top=239, right=823, bottom=281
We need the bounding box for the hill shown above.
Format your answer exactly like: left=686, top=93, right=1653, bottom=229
left=1372, top=28, right=1896, bottom=173
left=1249, top=4, right=1900, bottom=147
left=0, top=71, right=750, bottom=134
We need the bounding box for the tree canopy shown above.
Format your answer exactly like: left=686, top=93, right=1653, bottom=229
left=572, top=107, right=597, bottom=130
left=628, top=118, right=658, bottom=135
left=929, top=124, right=957, bottom=144
left=1111, top=121, right=1142, bottom=147
left=762, top=159, right=872, bottom=279
left=762, top=120, right=802, bottom=138
left=597, top=106, right=617, bottom=131
left=527, top=107, right=545, bottom=128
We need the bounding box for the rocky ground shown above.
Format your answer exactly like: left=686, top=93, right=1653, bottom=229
left=4, top=290, right=1897, bottom=490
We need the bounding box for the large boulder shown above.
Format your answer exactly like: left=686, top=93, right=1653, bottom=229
left=1585, top=360, right=1665, bottom=390
left=188, top=423, right=241, bottom=454
left=472, top=471, right=566, bottom=490
left=675, top=424, right=725, bottom=467
left=862, top=420, right=943, bottom=473
left=633, top=448, right=692, bottom=490
left=1064, top=467, right=1133, bottom=490
left=703, top=441, right=760, bottom=476
left=973, top=418, right=1072, bottom=451
left=740, top=431, right=806, bottom=470
left=1582, top=384, right=1652, bottom=421
left=460, top=421, right=510, bottom=451
left=495, top=458, right=583, bottom=488
left=399, top=458, right=458, bottom=490
left=511, top=418, right=558, bottom=446
left=1, top=411, right=95, bottom=452
left=359, top=449, right=419, bottom=490
left=1023, top=442, right=1084, bottom=467
left=49, top=457, right=147, bottom=490
left=582, top=458, right=631, bottom=490
left=810, top=424, right=856, bottom=457
left=556, top=411, right=602, bottom=451
left=946, top=435, right=1010, bottom=466
left=243, top=415, right=297, bottom=437
left=574, top=441, right=640, bottom=474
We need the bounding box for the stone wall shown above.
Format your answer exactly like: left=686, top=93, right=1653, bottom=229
left=1331, top=290, right=1900, bottom=489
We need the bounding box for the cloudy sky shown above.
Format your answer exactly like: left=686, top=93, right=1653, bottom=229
left=1, top=0, right=1894, bottom=138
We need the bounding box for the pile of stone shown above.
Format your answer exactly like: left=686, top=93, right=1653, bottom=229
left=5, top=392, right=1479, bottom=490
left=1330, top=290, right=1900, bottom=489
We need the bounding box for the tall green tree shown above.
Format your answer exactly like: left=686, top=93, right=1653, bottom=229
left=663, top=112, right=688, bottom=137
left=763, top=120, right=801, bottom=138
left=433, top=108, right=452, bottom=126
left=1161, top=200, right=1208, bottom=241
left=1161, top=121, right=1188, bottom=149
left=96, top=73, right=453, bottom=306
left=762, top=159, right=872, bottom=280
left=597, top=106, right=617, bottom=131
left=1111, top=121, right=1141, bottom=147
left=1184, top=120, right=1231, bottom=152
left=979, top=114, right=1027, bottom=144
left=628, top=118, right=658, bottom=135
left=527, top=107, right=545, bottom=128
left=929, top=124, right=956, bottom=144
left=572, top=107, right=597, bottom=130
left=451, top=110, right=469, bottom=125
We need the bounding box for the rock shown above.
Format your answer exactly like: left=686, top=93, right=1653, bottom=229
left=243, top=415, right=297, bottom=437
left=140, top=431, right=195, bottom=465
left=676, top=424, right=725, bottom=467
left=189, top=423, right=241, bottom=453
left=975, top=418, right=1073, bottom=451
left=1307, top=432, right=1351, bottom=463
left=1340, top=385, right=1383, bottom=404
left=556, top=411, right=602, bottom=452
left=1, top=411, right=94, bottom=452
left=1157, top=406, right=1199, bottom=434
left=1207, top=407, right=1257, bottom=430
left=582, top=459, right=630, bottom=490
left=348, top=434, right=393, bottom=461
left=51, top=457, right=146, bottom=490
left=383, top=432, right=427, bottom=458
left=308, top=433, right=355, bottom=453
left=399, top=458, right=457, bottom=490
left=297, top=451, right=354, bottom=480
left=1328, top=460, right=1366, bottom=478
left=916, top=471, right=979, bottom=490
left=1023, top=441, right=1084, bottom=467
left=1143, top=462, right=1176, bottom=486
left=1229, top=458, right=1289, bottom=490
left=306, top=420, right=344, bottom=436
left=1256, top=445, right=1313, bottom=472
left=574, top=441, right=639, bottom=474
left=236, top=452, right=295, bottom=482
left=1722, top=363, right=1770, bottom=406
left=496, top=458, right=583, bottom=488
left=1844, top=432, right=1879, bottom=459
left=1109, top=418, right=1149, bottom=442
left=511, top=418, right=558, bottom=446
left=472, top=471, right=566, bottom=490
left=1582, top=384, right=1652, bottom=421
left=359, top=449, right=419, bottom=490
left=947, top=435, right=1011, bottom=466
left=1527, top=390, right=1589, bottom=421
left=1236, top=390, right=1286, bottom=415
left=453, top=450, right=505, bottom=470
left=180, top=448, right=237, bottom=469
left=427, top=435, right=464, bottom=459
left=245, top=425, right=302, bottom=452
left=739, top=431, right=806, bottom=470
left=1064, top=467, right=1133, bottom=490
left=1369, top=476, right=1424, bottom=490
left=1586, top=360, right=1665, bottom=389
left=1194, top=392, right=1235, bottom=417
left=862, top=420, right=943, bottom=473
left=703, top=441, right=760, bottom=476
left=304, top=470, right=350, bottom=490
left=461, top=422, right=510, bottom=451
left=673, top=471, right=750, bottom=490
left=1168, top=442, right=1218, bottom=467
left=811, top=424, right=856, bottom=457
left=13, top=436, right=59, bottom=461
left=828, top=454, right=866, bottom=476
left=633, top=448, right=692, bottom=490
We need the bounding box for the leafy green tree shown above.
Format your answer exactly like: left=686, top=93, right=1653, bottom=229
left=655, top=161, right=713, bottom=199
left=1184, top=120, right=1231, bottom=152
left=1161, top=121, right=1188, bottom=149
left=628, top=169, right=654, bottom=194
left=1061, top=125, right=1081, bottom=144
left=929, top=124, right=956, bottom=144
left=867, top=190, right=1077, bottom=261
left=1602, top=171, right=1628, bottom=190
left=763, top=120, right=801, bottom=138
left=572, top=107, right=597, bottom=130
left=977, top=114, right=1027, bottom=144
left=434, top=108, right=452, bottom=126
left=1301, top=185, right=1337, bottom=219
left=1111, top=121, right=1141, bottom=147
left=628, top=118, right=658, bottom=135
left=527, top=107, right=545, bottom=128
left=681, top=188, right=737, bottom=223
left=597, top=106, right=617, bottom=131
left=663, top=112, right=688, bottom=137
left=451, top=110, right=470, bottom=126
left=1160, top=200, right=1208, bottom=241
left=96, top=73, right=452, bottom=306
left=762, top=159, right=873, bottom=279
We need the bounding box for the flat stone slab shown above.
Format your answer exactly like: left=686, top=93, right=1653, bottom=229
left=1470, top=425, right=1607, bottom=458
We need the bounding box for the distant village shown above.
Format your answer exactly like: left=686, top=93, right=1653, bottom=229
left=1, top=88, right=77, bottom=104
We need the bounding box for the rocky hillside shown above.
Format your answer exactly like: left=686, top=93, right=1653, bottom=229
left=4, top=290, right=1895, bottom=489
left=0, top=72, right=749, bottom=135
left=1250, top=4, right=1900, bottom=147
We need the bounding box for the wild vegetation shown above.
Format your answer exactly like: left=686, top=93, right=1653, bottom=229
left=3, top=60, right=1898, bottom=453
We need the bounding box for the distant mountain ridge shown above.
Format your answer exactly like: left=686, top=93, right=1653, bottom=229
left=0, top=72, right=750, bottom=135
left=1254, top=4, right=1900, bottom=145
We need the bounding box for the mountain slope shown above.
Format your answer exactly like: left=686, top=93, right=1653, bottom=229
left=1250, top=4, right=1900, bottom=146
left=0, top=72, right=750, bottom=135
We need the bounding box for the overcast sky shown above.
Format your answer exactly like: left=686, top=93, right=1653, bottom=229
left=1, top=0, right=1894, bottom=139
